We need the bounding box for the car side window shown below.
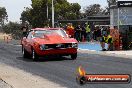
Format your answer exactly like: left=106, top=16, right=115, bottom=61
left=56, top=29, right=67, bottom=37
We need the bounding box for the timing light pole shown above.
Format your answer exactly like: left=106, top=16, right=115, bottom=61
left=52, top=0, right=54, bottom=28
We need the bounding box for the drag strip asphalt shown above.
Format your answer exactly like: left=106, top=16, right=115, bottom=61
left=0, top=42, right=132, bottom=88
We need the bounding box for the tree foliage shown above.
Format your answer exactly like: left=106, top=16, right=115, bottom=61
left=0, top=7, right=8, bottom=27
left=3, top=22, right=22, bottom=39
left=20, top=0, right=81, bottom=28
left=82, top=4, right=109, bottom=18
left=107, top=0, right=117, bottom=6
left=84, top=4, right=103, bottom=16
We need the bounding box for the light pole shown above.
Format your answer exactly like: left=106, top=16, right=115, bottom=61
left=52, top=0, right=54, bottom=28
left=47, top=2, right=48, bottom=19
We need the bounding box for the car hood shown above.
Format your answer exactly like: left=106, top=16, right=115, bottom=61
left=33, top=34, right=77, bottom=44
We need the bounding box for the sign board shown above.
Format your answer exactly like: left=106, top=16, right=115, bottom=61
left=118, top=1, right=132, bottom=7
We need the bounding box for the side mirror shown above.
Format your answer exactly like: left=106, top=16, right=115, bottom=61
left=66, top=34, right=68, bottom=37
left=66, top=34, right=71, bottom=38
left=23, top=37, right=27, bottom=40
left=69, top=35, right=71, bottom=38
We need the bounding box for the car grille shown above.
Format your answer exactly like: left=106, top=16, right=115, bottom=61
left=45, top=43, right=72, bottom=49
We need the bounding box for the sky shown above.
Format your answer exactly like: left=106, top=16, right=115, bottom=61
left=0, top=0, right=108, bottom=22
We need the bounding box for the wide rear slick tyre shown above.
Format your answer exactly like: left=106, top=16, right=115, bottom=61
left=22, top=46, right=29, bottom=58
left=71, top=53, right=77, bottom=60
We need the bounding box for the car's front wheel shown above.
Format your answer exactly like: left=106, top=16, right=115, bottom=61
left=31, top=49, right=39, bottom=61
left=71, top=53, right=77, bottom=60
left=22, top=46, right=29, bottom=58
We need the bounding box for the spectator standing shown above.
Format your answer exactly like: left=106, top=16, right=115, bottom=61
left=85, top=23, right=91, bottom=42
left=101, top=26, right=107, bottom=36
left=63, top=25, right=67, bottom=30
left=75, top=25, right=82, bottom=42
left=81, top=24, right=86, bottom=42
left=21, top=26, right=28, bottom=37
left=66, top=23, right=75, bottom=38
left=96, top=26, right=102, bottom=41
left=93, top=27, right=98, bottom=41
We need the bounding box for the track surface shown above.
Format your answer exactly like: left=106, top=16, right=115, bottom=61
left=0, top=41, right=132, bottom=88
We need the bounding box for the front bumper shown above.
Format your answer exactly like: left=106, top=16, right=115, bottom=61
left=35, top=48, right=77, bottom=56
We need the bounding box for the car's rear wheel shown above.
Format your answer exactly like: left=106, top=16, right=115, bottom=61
left=22, top=46, right=29, bottom=58
left=31, top=49, right=39, bottom=61
left=71, top=53, right=77, bottom=60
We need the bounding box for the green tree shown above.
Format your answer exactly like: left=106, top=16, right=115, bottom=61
left=83, top=4, right=104, bottom=16
left=102, top=7, right=110, bottom=15
left=20, top=0, right=81, bottom=27
left=20, top=7, right=31, bottom=26
left=82, top=4, right=110, bottom=19
left=0, top=7, right=8, bottom=29
left=3, top=22, right=22, bottom=39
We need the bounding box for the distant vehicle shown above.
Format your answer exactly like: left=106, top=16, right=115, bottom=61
left=21, top=28, right=78, bottom=61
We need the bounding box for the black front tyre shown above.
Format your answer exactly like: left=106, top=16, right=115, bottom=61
left=71, top=53, right=77, bottom=60
left=31, top=49, right=39, bottom=61
left=22, top=46, right=28, bottom=58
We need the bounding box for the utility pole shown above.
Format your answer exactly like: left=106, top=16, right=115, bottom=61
left=47, top=3, right=48, bottom=19
left=52, top=0, right=54, bottom=28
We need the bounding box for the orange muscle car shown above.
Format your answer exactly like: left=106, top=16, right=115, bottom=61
left=21, top=28, right=78, bottom=61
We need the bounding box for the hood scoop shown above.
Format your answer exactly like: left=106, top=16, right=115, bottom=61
left=44, top=33, right=65, bottom=43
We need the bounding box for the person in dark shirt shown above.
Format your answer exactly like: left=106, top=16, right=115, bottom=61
left=81, top=25, right=86, bottom=41
left=97, top=30, right=101, bottom=41
left=93, top=28, right=97, bottom=41
left=75, top=25, right=82, bottom=42
left=21, top=26, right=28, bottom=37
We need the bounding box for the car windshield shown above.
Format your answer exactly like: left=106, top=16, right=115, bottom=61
left=32, top=29, right=67, bottom=38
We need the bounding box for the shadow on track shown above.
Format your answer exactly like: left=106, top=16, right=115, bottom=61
left=16, top=56, right=74, bottom=62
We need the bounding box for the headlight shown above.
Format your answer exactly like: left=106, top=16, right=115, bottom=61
left=40, top=45, right=46, bottom=50
left=72, top=43, right=78, bottom=48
